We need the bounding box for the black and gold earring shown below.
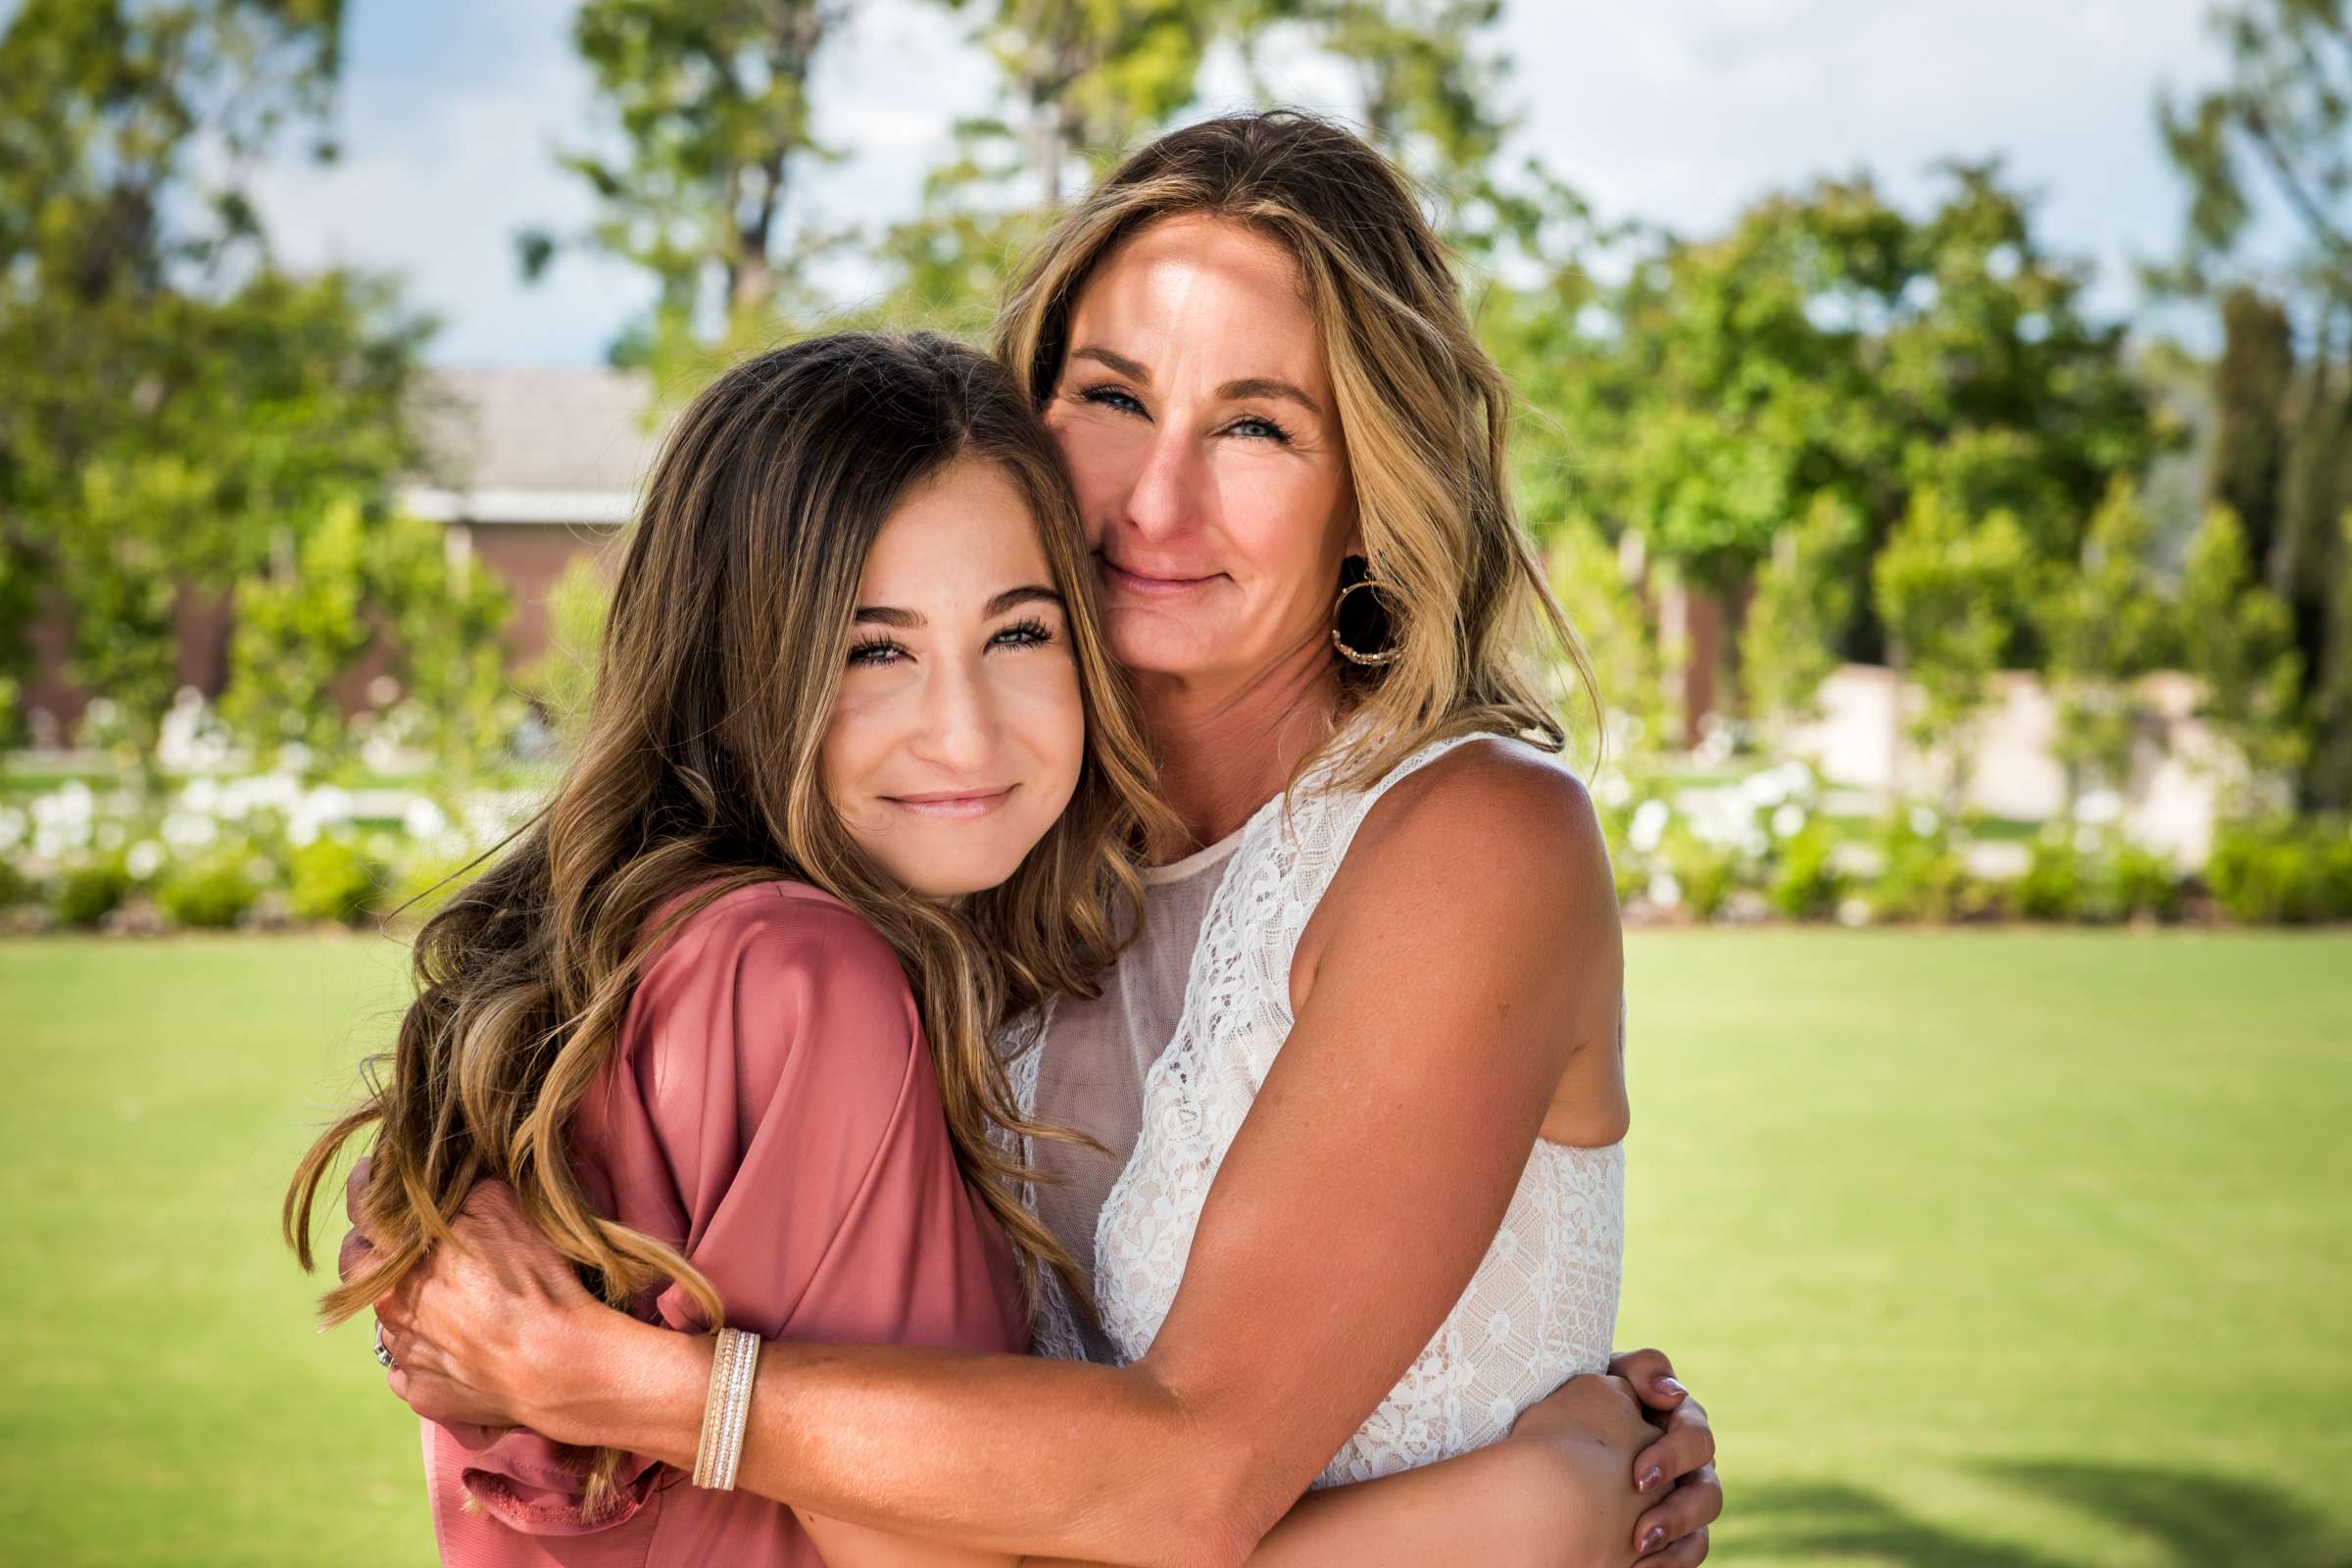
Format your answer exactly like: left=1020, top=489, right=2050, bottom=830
left=1330, top=558, right=1401, bottom=667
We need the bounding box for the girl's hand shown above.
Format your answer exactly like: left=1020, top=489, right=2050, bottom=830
left=1607, top=1348, right=1719, bottom=1565
left=345, top=1165, right=600, bottom=1434
left=1505, top=1372, right=1658, bottom=1564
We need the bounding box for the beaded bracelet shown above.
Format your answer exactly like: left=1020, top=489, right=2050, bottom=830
left=692, top=1326, right=761, bottom=1491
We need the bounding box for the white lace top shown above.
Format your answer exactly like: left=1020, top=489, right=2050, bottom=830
left=1005, top=729, right=1626, bottom=1488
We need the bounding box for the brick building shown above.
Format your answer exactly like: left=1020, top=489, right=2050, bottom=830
left=22, top=368, right=664, bottom=742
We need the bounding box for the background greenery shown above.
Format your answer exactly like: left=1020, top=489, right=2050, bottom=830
left=3, top=0, right=2350, bottom=828
left=3, top=4, right=2347, bottom=1562
left=3, top=929, right=2345, bottom=1565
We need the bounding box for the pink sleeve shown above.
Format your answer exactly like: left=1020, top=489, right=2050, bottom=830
left=439, top=885, right=1026, bottom=1538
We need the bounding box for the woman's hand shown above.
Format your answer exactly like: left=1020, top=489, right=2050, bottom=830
left=344, top=1164, right=604, bottom=1434
left=1606, top=1348, right=1719, bottom=1565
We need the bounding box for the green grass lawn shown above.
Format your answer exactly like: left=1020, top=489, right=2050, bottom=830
left=3, top=929, right=2347, bottom=1566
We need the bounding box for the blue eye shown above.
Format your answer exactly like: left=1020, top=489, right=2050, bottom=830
left=1081, top=385, right=1147, bottom=417
left=1229, top=415, right=1291, bottom=444
left=847, top=636, right=904, bottom=667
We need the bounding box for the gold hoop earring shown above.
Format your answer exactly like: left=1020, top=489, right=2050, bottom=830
left=1330, top=576, right=1401, bottom=667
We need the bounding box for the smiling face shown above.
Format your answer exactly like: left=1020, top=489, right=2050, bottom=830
left=819, top=458, right=1087, bottom=900
left=1041, top=214, right=1357, bottom=686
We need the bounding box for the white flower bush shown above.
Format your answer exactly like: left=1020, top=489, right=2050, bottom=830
left=0, top=764, right=537, bottom=931
left=0, top=726, right=2273, bottom=929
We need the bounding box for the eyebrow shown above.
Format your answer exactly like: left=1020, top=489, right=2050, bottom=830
left=853, top=584, right=1064, bottom=628
left=1070, top=344, right=1324, bottom=417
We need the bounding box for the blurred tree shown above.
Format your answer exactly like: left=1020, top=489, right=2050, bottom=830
left=0, top=0, right=430, bottom=768
left=2209, top=287, right=2297, bottom=573
left=1542, top=169, right=2154, bottom=604
left=1243, top=0, right=1505, bottom=223
left=2034, top=478, right=2181, bottom=808
left=2178, top=504, right=2308, bottom=806
left=942, top=0, right=1225, bottom=206
left=857, top=0, right=1249, bottom=339
left=871, top=0, right=1558, bottom=332
left=2158, top=0, right=2352, bottom=804
left=1498, top=165, right=2155, bottom=750
left=515, top=553, right=615, bottom=751
left=518, top=0, right=849, bottom=365
left=1872, top=490, right=2037, bottom=810
left=223, top=499, right=520, bottom=781
left=372, top=519, right=519, bottom=789
left=0, top=534, right=28, bottom=745
left=1544, top=514, right=1668, bottom=766
left=1743, top=491, right=1865, bottom=729
left=221, top=496, right=373, bottom=767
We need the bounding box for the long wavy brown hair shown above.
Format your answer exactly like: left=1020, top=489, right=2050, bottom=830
left=994, top=110, right=1603, bottom=786
left=286, top=333, right=1165, bottom=1492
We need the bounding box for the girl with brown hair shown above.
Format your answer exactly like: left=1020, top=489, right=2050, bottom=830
left=292, top=327, right=1665, bottom=1565
left=331, top=111, right=1722, bottom=1565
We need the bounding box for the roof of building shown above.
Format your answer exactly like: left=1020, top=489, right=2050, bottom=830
left=407, top=368, right=669, bottom=525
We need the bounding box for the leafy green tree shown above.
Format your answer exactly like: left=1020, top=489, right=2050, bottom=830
left=2178, top=504, right=2308, bottom=804
left=373, top=521, right=519, bottom=789
left=1537, top=168, right=2152, bottom=605
left=2209, top=286, right=2297, bottom=573
left=0, top=0, right=427, bottom=766
left=872, top=0, right=1545, bottom=334
left=943, top=0, right=1226, bottom=206
left=1744, top=492, right=1864, bottom=727
left=2312, top=512, right=2352, bottom=796
left=516, top=553, right=615, bottom=750
left=221, top=496, right=374, bottom=768
left=223, top=504, right=519, bottom=781
left=2158, top=0, right=2352, bottom=803
left=860, top=0, right=1254, bottom=338
left=519, top=0, right=849, bottom=364
left=2034, top=479, right=2180, bottom=807
left=1544, top=514, right=1668, bottom=764
left=1873, top=490, right=2036, bottom=809
left=1245, top=0, right=1506, bottom=219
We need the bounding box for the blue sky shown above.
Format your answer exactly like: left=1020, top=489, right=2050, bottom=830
left=247, top=0, right=2232, bottom=367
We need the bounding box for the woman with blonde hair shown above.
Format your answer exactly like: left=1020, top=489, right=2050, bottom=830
left=345, top=112, right=1720, bottom=1565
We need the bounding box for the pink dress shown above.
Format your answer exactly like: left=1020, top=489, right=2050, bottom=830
left=424, top=880, right=1028, bottom=1566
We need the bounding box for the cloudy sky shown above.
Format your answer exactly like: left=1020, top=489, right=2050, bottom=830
left=249, top=0, right=2231, bottom=368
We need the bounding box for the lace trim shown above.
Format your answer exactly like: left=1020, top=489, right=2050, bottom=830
left=1086, top=730, right=1627, bottom=1486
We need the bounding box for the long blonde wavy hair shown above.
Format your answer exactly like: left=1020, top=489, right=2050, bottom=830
left=994, top=110, right=1601, bottom=786
left=285, top=332, right=1166, bottom=1497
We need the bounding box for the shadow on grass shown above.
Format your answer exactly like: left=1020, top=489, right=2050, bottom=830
left=1737, top=1462, right=2348, bottom=1568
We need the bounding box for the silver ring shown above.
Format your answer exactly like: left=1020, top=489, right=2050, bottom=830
left=374, top=1323, right=397, bottom=1370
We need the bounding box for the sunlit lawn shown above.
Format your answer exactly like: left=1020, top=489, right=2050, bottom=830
left=3, top=928, right=2347, bottom=1565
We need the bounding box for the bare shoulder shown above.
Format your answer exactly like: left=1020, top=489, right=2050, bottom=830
left=1344, top=736, right=1612, bottom=913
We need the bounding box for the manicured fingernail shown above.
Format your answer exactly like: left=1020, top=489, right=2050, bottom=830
left=1640, top=1526, right=1665, bottom=1553
left=1639, top=1465, right=1664, bottom=1493
left=1655, top=1376, right=1687, bottom=1397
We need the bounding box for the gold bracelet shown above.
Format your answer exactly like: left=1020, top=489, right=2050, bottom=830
left=692, top=1327, right=761, bottom=1491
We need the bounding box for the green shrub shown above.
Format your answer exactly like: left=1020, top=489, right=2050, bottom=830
left=0, top=855, right=33, bottom=908
left=1873, top=818, right=1992, bottom=922
left=288, top=837, right=386, bottom=926
left=1666, top=835, right=1740, bottom=921
left=1766, top=827, right=1844, bottom=920
left=157, top=856, right=263, bottom=929
left=2101, top=844, right=2184, bottom=923
left=2315, top=831, right=2352, bottom=920
left=54, top=858, right=133, bottom=927
left=2206, top=817, right=2352, bottom=923
left=2015, top=839, right=2088, bottom=921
